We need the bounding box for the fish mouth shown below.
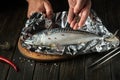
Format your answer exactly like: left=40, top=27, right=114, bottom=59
left=24, top=40, right=33, bottom=45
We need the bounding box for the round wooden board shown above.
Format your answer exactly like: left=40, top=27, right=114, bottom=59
left=18, top=39, right=75, bottom=61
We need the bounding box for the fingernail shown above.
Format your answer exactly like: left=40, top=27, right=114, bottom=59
left=67, top=19, right=71, bottom=24
left=78, top=27, right=81, bottom=30
left=73, top=27, right=77, bottom=30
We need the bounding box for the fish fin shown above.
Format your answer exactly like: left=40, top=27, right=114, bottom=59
left=112, top=29, right=119, bottom=38
left=56, top=44, right=64, bottom=51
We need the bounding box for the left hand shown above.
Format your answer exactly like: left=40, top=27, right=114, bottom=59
left=27, top=0, right=53, bottom=19
left=67, top=0, right=91, bottom=30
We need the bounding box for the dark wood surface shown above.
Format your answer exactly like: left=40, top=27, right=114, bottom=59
left=0, top=0, right=120, bottom=80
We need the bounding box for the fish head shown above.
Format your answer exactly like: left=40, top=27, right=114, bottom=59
left=24, top=34, right=43, bottom=46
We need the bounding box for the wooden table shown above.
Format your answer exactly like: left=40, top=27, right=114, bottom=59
left=0, top=0, right=120, bottom=80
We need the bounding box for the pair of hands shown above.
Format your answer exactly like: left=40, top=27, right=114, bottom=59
left=27, top=0, right=91, bottom=30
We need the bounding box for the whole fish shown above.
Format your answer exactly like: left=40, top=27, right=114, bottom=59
left=24, top=28, right=118, bottom=47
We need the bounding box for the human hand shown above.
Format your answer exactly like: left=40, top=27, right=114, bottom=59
left=27, top=0, right=53, bottom=18
left=67, top=0, right=91, bottom=30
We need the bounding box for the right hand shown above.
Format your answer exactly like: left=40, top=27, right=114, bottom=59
left=67, top=0, right=91, bottom=30
left=27, top=0, right=53, bottom=18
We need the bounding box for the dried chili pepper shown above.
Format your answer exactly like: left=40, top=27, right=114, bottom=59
left=0, top=56, right=18, bottom=72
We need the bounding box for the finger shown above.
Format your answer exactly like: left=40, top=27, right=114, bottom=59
left=67, top=8, right=74, bottom=24
left=27, top=4, right=34, bottom=18
left=78, top=0, right=91, bottom=28
left=70, top=18, right=76, bottom=29
left=68, top=0, right=76, bottom=8
left=74, top=0, right=86, bottom=14
left=44, top=1, right=53, bottom=19
left=27, top=7, right=31, bottom=18
left=27, top=9, right=37, bottom=18
left=73, top=23, right=78, bottom=30
left=78, top=10, right=89, bottom=28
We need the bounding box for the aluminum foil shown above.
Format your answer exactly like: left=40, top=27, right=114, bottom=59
left=20, top=10, right=120, bottom=55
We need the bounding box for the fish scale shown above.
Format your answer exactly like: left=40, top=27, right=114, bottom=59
left=43, top=28, right=90, bottom=35
left=24, top=28, right=103, bottom=46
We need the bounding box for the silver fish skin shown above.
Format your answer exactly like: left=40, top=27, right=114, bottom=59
left=24, top=28, right=103, bottom=46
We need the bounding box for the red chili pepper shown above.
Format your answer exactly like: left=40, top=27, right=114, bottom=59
left=0, top=56, right=18, bottom=72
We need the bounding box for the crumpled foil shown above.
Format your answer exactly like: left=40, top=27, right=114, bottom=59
left=20, top=10, right=120, bottom=55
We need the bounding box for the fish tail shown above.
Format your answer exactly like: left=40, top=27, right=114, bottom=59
left=112, top=29, right=119, bottom=38
left=105, top=29, right=120, bottom=42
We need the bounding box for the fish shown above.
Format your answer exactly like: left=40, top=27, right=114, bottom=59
left=24, top=28, right=119, bottom=47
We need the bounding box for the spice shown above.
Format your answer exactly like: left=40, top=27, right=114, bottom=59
left=48, top=37, right=51, bottom=40
left=61, top=34, right=65, bottom=36
left=0, top=56, right=18, bottom=72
